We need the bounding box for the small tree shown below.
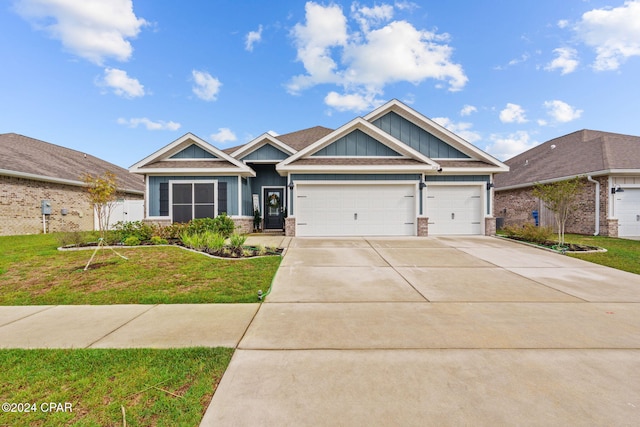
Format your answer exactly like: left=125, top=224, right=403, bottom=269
left=82, top=171, right=119, bottom=238
left=532, top=176, right=584, bottom=246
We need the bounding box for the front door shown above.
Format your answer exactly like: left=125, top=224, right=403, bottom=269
left=264, top=188, right=284, bottom=229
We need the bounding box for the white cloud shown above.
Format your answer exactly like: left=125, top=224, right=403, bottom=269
left=288, top=2, right=467, bottom=112
left=324, top=91, right=383, bottom=112
left=432, top=117, right=481, bottom=144
left=210, top=128, right=237, bottom=143
left=460, top=104, right=477, bottom=116
left=485, top=131, right=539, bottom=160
left=557, top=19, right=569, bottom=29
left=245, top=25, right=263, bottom=52
left=14, top=0, right=147, bottom=65
left=499, top=103, right=527, bottom=123
left=543, top=100, right=583, bottom=123
left=575, top=0, right=640, bottom=71
left=192, top=70, right=222, bottom=101
left=545, top=47, right=579, bottom=74
left=117, top=117, right=180, bottom=131
left=100, top=68, right=144, bottom=98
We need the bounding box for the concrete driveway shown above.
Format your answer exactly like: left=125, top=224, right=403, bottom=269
left=202, top=236, right=640, bottom=426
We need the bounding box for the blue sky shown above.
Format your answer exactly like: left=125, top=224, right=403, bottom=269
left=2, top=0, right=640, bottom=168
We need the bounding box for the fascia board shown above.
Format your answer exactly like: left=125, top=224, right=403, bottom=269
left=231, top=134, right=296, bottom=159
left=133, top=168, right=256, bottom=177
left=364, top=100, right=508, bottom=170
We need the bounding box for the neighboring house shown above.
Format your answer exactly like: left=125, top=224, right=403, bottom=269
left=494, top=129, right=640, bottom=238
left=0, top=133, right=144, bottom=236
left=130, top=100, right=508, bottom=237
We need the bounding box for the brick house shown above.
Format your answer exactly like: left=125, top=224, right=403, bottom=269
left=494, top=130, right=640, bottom=238
left=0, top=133, right=144, bottom=236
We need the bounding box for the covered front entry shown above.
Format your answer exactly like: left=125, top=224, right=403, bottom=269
left=295, top=183, right=416, bottom=237
left=615, top=188, right=640, bottom=237
left=426, top=185, right=483, bottom=235
left=264, top=188, right=285, bottom=230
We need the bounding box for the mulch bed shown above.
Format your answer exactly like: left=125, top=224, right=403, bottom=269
left=501, top=236, right=605, bottom=253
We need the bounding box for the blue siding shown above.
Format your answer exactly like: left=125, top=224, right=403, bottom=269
left=372, top=111, right=470, bottom=159
left=312, top=129, right=401, bottom=157
left=292, top=174, right=420, bottom=181
left=148, top=175, right=238, bottom=216
left=247, top=164, right=287, bottom=215
left=241, top=144, right=289, bottom=161
left=170, top=144, right=216, bottom=159
left=242, top=177, right=253, bottom=216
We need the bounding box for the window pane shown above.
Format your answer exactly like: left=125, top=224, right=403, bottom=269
left=194, top=183, right=215, bottom=204
left=172, top=183, right=192, bottom=204
left=173, top=205, right=192, bottom=223
left=194, top=204, right=215, bottom=219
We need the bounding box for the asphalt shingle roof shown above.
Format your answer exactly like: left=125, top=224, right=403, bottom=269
left=0, top=133, right=144, bottom=193
left=495, top=129, right=640, bottom=189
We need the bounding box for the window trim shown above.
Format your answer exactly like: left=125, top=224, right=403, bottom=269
left=168, top=180, right=218, bottom=223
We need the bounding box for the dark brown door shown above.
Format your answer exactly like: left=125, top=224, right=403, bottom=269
left=264, top=188, right=284, bottom=229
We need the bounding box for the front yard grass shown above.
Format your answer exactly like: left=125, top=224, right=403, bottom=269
left=0, top=347, right=232, bottom=426
left=564, top=234, right=640, bottom=275
left=0, top=233, right=281, bottom=305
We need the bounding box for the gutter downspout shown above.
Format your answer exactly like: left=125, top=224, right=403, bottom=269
left=587, top=175, right=600, bottom=236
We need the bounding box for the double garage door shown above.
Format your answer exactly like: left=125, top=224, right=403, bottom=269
left=294, top=183, right=483, bottom=236
left=296, top=184, right=416, bottom=237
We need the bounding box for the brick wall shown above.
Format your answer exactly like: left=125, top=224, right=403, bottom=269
left=417, top=216, right=428, bottom=236
left=0, top=175, right=142, bottom=236
left=495, top=176, right=615, bottom=236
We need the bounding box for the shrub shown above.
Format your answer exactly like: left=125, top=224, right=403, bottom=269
left=203, top=232, right=225, bottom=252
left=150, top=236, right=168, bottom=245
left=180, top=231, right=207, bottom=251
left=229, top=233, right=247, bottom=250
left=123, top=236, right=141, bottom=246
left=186, top=215, right=236, bottom=238
left=113, top=221, right=154, bottom=243
left=503, top=223, right=553, bottom=244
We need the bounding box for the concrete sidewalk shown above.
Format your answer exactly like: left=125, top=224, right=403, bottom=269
left=201, top=236, right=640, bottom=426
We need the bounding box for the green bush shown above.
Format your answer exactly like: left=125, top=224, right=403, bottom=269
left=153, top=223, right=188, bottom=240
left=503, top=223, right=553, bottom=244
left=229, top=233, right=247, bottom=250
left=150, top=236, right=168, bottom=245
left=203, top=232, right=226, bottom=252
left=186, top=215, right=236, bottom=238
left=123, top=236, right=141, bottom=246
left=113, top=221, right=154, bottom=243
left=180, top=231, right=207, bottom=251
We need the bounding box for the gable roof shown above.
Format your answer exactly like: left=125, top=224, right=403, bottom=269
left=274, top=126, right=334, bottom=151
left=495, top=129, right=640, bottom=190
left=277, top=117, right=441, bottom=173
left=231, top=133, right=296, bottom=160
left=0, top=133, right=144, bottom=194
left=129, top=133, right=255, bottom=177
left=365, top=99, right=508, bottom=169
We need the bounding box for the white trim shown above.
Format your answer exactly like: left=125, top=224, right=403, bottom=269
left=497, top=169, right=640, bottom=191
left=237, top=176, right=243, bottom=218
left=135, top=167, right=253, bottom=175
left=130, top=132, right=255, bottom=177
left=277, top=118, right=441, bottom=170
left=231, top=133, right=296, bottom=160
left=280, top=165, right=431, bottom=174
left=424, top=181, right=487, bottom=235
left=168, top=179, right=218, bottom=223
left=363, top=99, right=508, bottom=171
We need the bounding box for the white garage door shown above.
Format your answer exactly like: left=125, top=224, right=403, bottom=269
left=426, top=185, right=482, bottom=235
left=615, top=188, right=640, bottom=236
left=296, top=184, right=416, bottom=236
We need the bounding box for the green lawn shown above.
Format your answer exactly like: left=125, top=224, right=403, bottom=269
left=0, top=233, right=281, bottom=305
left=564, top=234, right=640, bottom=275
left=0, top=347, right=232, bottom=426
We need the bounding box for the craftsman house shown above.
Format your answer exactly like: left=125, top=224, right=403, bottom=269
left=130, top=100, right=508, bottom=236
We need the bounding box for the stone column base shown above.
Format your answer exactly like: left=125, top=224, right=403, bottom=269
left=285, top=217, right=296, bottom=237
left=484, top=217, right=496, bottom=236
left=606, top=219, right=619, bottom=237
left=417, top=217, right=429, bottom=236
left=232, top=218, right=253, bottom=234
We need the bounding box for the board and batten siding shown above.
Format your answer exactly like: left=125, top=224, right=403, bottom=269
left=311, top=129, right=402, bottom=157
left=240, top=144, right=290, bottom=161
left=169, top=144, right=216, bottom=159
left=148, top=175, right=239, bottom=217
left=246, top=164, right=287, bottom=215
left=372, top=111, right=469, bottom=159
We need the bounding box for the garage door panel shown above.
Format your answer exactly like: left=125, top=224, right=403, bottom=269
left=615, top=188, right=640, bottom=236
left=426, top=186, right=482, bottom=235
left=296, top=184, right=415, bottom=237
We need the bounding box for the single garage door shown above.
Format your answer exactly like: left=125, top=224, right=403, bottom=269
left=615, top=188, right=640, bottom=236
left=296, top=184, right=416, bottom=236
left=426, top=185, right=482, bottom=235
